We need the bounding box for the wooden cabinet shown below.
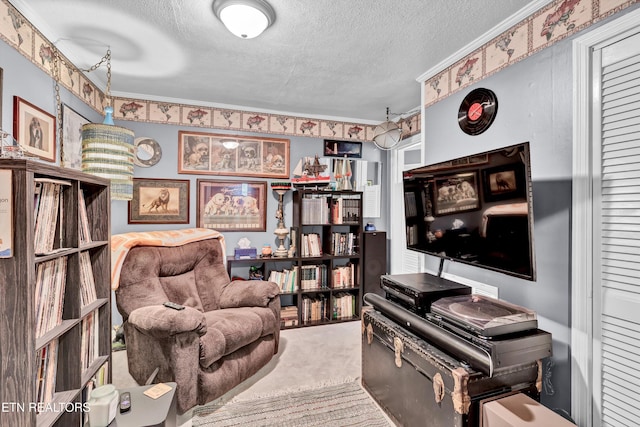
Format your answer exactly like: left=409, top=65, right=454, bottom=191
left=0, top=160, right=111, bottom=427
left=226, top=189, right=362, bottom=329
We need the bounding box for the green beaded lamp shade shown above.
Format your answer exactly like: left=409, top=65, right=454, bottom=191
left=81, top=110, right=135, bottom=200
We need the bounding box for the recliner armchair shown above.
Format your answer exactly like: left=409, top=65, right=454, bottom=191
left=114, top=235, right=280, bottom=414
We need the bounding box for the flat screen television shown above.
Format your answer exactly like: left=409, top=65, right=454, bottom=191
left=403, top=142, right=536, bottom=280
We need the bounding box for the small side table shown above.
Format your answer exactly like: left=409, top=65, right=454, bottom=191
left=108, top=382, right=177, bottom=427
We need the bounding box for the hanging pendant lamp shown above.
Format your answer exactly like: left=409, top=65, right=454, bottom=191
left=372, top=107, right=403, bottom=150
left=80, top=49, right=135, bottom=200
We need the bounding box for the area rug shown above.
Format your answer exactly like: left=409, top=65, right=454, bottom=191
left=192, top=379, right=394, bottom=426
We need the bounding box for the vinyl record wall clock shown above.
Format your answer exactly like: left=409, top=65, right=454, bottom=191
left=458, top=88, right=498, bottom=135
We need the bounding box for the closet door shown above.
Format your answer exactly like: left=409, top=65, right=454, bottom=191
left=594, top=30, right=640, bottom=427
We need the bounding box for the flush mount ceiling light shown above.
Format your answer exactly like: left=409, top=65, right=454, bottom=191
left=213, top=0, right=276, bottom=39
left=372, top=107, right=403, bottom=150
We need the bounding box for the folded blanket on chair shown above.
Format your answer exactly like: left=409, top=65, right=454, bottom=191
left=111, top=228, right=225, bottom=290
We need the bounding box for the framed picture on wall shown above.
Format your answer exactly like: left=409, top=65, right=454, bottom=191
left=323, top=139, right=362, bottom=158
left=178, top=131, right=289, bottom=178
left=197, top=180, right=267, bottom=232
left=61, top=104, right=90, bottom=170
left=13, top=96, right=56, bottom=162
left=128, top=178, right=190, bottom=224
left=433, top=171, right=479, bottom=216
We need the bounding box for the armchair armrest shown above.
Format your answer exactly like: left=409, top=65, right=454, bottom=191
left=128, top=305, right=207, bottom=338
left=219, top=280, right=280, bottom=309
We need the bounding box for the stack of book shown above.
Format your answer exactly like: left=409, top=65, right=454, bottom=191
left=280, top=306, right=299, bottom=328
left=331, top=232, right=357, bottom=255
left=301, top=196, right=329, bottom=224
left=78, top=190, right=92, bottom=244
left=331, top=196, right=360, bottom=224
left=34, top=257, right=68, bottom=339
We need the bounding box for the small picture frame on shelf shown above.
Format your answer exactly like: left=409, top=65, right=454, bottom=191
left=128, top=178, right=190, bottom=224
left=13, top=96, right=56, bottom=162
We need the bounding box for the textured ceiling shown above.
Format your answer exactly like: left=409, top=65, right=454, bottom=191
left=13, top=0, right=540, bottom=122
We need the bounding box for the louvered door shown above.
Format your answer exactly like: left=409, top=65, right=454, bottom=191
left=595, top=30, right=640, bottom=427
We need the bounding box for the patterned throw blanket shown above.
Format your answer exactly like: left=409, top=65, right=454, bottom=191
left=110, top=228, right=225, bottom=290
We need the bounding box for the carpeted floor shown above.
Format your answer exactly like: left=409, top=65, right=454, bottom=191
left=191, top=379, right=394, bottom=427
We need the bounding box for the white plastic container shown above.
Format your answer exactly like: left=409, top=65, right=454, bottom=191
left=87, top=384, right=119, bottom=427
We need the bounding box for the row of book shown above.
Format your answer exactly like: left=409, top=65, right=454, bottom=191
left=332, top=293, right=356, bottom=320
left=332, top=264, right=355, bottom=289
left=404, top=191, right=418, bottom=217
left=80, top=251, right=98, bottom=307
left=300, top=197, right=330, bottom=224
left=300, top=264, right=328, bottom=290
left=280, top=306, right=298, bottom=328
left=300, top=233, right=322, bottom=257
left=34, top=178, right=70, bottom=254
left=80, top=310, right=100, bottom=372
left=330, top=197, right=361, bottom=224
left=330, top=232, right=357, bottom=256
left=36, top=340, right=58, bottom=405
left=33, top=179, right=93, bottom=254
left=302, top=295, right=328, bottom=324
left=406, top=224, right=419, bottom=246
left=34, top=257, right=67, bottom=339
left=267, top=266, right=299, bottom=293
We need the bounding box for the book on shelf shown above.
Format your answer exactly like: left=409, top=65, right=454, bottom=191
left=34, top=257, right=68, bottom=339
left=267, top=266, right=299, bottom=293
left=33, top=178, right=71, bottom=254
left=301, top=233, right=322, bottom=257
left=331, top=232, right=357, bottom=256
left=36, top=339, right=58, bottom=406
left=300, top=264, right=327, bottom=290
left=78, top=189, right=92, bottom=244
left=301, top=196, right=329, bottom=224
left=331, top=196, right=360, bottom=224
left=79, top=251, right=98, bottom=307
left=302, top=295, right=328, bottom=324
left=0, top=169, right=12, bottom=258
left=332, top=264, right=355, bottom=289
left=332, top=293, right=355, bottom=320
left=80, top=310, right=99, bottom=371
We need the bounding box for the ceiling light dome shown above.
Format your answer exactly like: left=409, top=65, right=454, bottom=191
left=372, top=107, right=403, bottom=150
left=213, top=0, right=275, bottom=39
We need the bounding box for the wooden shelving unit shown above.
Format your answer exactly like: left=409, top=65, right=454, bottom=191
left=226, top=189, right=362, bottom=329
left=0, top=160, right=111, bottom=427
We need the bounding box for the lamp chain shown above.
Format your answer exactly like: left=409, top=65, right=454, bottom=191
left=81, top=48, right=112, bottom=106
left=52, top=46, right=63, bottom=153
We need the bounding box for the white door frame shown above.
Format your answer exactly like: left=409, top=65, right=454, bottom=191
left=389, top=135, right=423, bottom=273
left=571, top=8, right=640, bottom=427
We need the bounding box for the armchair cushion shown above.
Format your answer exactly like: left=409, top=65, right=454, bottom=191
left=128, top=305, right=207, bottom=339
left=199, top=307, right=276, bottom=368
left=220, top=279, right=280, bottom=309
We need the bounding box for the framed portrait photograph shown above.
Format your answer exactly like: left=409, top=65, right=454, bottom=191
left=482, top=163, right=526, bottom=202
left=178, top=131, right=289, bottom=178
left=61, top=104, right=90, bottom=170
left=433, top=171, right=480, bottom=216
left=197, top=180, right=267, bottom=231
left=13, top=96, right=56, bottom=162
left=323, top=139, right=362, bottom=158
left=128, top=178, right=190, bottom=224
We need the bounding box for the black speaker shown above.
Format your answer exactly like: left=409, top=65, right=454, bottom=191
left=362, top=231, right=387, bottom=299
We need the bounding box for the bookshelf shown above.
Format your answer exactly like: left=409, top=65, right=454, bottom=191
left=0, top=160, right=111, bottom=427
left=226, top=189, right=363, bottom=329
